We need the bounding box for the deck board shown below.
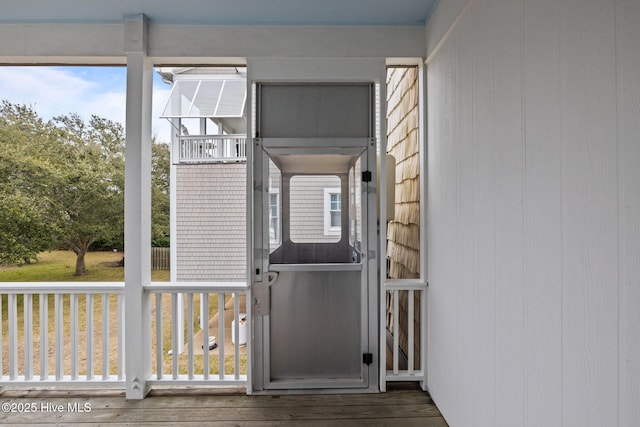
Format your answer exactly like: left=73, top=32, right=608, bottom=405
left=0, top=383, right=447, bottom=426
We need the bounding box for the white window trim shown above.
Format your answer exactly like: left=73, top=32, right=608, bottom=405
left=323, top=187, right=341, bottom=236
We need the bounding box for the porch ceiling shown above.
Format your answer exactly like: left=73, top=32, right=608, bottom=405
left=1, top=0, right=437, bottom=26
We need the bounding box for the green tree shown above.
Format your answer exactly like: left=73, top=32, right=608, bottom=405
left=0, top=102, right=61, bottom=263
left=151, top=140, right=170, bottom=247
left=51, top=114, right=125, bottom=275
left=1, top=101, right=171, bottom=274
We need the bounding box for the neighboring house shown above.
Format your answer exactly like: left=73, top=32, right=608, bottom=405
left=159, top=67, right=248, bottom=282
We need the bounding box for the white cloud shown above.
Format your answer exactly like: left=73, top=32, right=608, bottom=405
left=152, top=84, right=173, bottom=144
left=0, top=66, right=173, bottom=143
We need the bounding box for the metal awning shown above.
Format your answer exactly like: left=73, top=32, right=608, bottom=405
left=161, top=77, right=246, bottom=119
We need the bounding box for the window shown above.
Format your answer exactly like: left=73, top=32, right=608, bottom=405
left=269, top=192, right=280, bottom=244
left=330, top=193, right=341, bottom=227
left=324, top=188, right=342, bottom=236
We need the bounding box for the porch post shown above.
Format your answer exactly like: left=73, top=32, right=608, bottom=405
left=418, top=60, right=428, bottom=392
left=124, top=14, right=153, bottom=399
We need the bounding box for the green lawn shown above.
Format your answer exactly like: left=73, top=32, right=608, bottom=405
left=0, top=250, right=169, bottom=282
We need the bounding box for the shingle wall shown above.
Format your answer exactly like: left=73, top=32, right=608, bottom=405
left=386, top=66, right=421, bottom=368
left=176, top=163, right=246, bottom=281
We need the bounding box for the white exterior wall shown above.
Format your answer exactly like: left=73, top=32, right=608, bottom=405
left=425, top=1, right=640, bottom=427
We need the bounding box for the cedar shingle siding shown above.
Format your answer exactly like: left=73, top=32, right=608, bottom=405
left=387, top=67, right=420, bottom=279
left=386, top=67, right=421, bottom=368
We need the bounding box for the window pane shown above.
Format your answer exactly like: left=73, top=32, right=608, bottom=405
left=330, top=210, right=341, bottom=227
left=330, top=193, right=341, bottom=211
left=330, top=193, right=341, bottom=228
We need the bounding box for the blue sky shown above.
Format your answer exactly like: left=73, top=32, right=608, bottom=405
left=0, top=66, right=173, bottom=143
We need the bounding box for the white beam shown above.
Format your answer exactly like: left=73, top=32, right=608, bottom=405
left=124, top=14, right=153, bottom=400
left=0, top=23, right=425, bottom=64
left=150, top=25, right=424, bottom=60
left=0, top=23, right=125, bottom=64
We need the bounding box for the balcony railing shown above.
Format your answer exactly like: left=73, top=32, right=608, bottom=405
left=381, top=279, right=427, bottom=388
left=0, top=282, right=125, bottom=386
left=177, top=135, right=247, bottom=163
left=145, top=282, right=248, bottom=386
left=2, top=277, right=424, bottom=391
left=0, top=281, right=248, bottom=390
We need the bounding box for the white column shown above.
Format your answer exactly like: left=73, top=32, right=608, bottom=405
left=124, top=14, right=153, bottom=399
left=418, top=60, right=428, bottom=392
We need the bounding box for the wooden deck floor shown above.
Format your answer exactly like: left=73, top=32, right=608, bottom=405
left=0, top=383, right=447, bottom=426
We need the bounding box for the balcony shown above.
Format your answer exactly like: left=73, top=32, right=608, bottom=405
left=176, top=135, right=247, bottom=163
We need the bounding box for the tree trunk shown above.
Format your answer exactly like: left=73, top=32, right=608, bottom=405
left=74, top=247, right=87, bottom=276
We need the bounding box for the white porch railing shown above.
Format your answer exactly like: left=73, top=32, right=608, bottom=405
left=382, top=279, right=427, bottom=386
left=178, top=135, right=247, bottom=163
left=0, top=281, right=248, bottom=390
left=0, top=282, right=125, bottom=387
left=144, top=282, right=249, bottom=387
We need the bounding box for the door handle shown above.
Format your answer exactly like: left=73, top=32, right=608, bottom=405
left=266, top=271, right=279, bottom=286
left=253, top=272, right=278, bottom=317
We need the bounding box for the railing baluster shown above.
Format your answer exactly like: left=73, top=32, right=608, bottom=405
left=1, top=295, right=4, bottom=379
left=408, top=290, right=414, bottom=374
left=8, top=294, right=18, bottom=379
left=420, top=288, right=427, bottom=378
left=156, top=293, right=163, bottom=379
left=202, top=293, right=209, bottom=380
left=70, top=294, right=78, bottom=380
left=393, top=290, right=399, bottom=375
left=102, top=293, right=109, bottom=380
left=55, top=293, right=63, bottom=380
left=24, top=293, right=33, bottom=380
left=233, top=292, right=240, bottom=380
left=218, top=293, right=225, bottom=380
left=117, top=293, right=125, bottom=380
left=171, top=293, right=178, bottom=379
left=40, top=294, right=48, bottom=380
left=86, top=294, right=94, bottom=380
left=187, top=293, right=194, bottom=379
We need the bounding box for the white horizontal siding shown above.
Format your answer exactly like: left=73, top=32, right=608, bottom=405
left=426, top=0, right=640, bottom=426
left=289, top=175, right=341, bottom=243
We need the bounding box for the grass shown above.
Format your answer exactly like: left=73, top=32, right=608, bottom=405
left=0, top=250, right=169, bottom=282
left=1, top=251, right=246, bottom=378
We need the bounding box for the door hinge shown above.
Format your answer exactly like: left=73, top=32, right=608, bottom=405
left=363, top=353, right=373, bottom=365
left=362, top=171, right=372, bottom=182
